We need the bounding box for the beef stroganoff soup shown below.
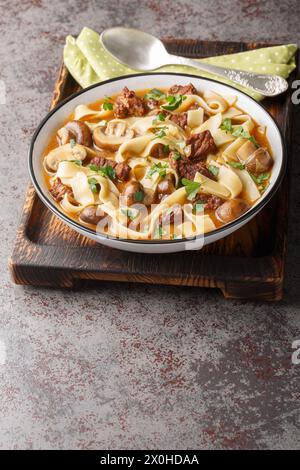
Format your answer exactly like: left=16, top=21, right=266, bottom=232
left=43, top=83, right=273, bottom=240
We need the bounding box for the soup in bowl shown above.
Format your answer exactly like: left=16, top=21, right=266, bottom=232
left=29, top=74, right=285, bottom=253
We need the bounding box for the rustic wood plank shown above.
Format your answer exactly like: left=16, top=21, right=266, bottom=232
left=9, top=39, right=297, bottom=300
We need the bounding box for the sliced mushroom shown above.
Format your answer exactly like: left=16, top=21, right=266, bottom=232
left=65, top=120, right=92, bottom=147
left=143, top=188, right=156, bottom=206
left=157, top=176, right=175, bottom=201
left=121, top=181, right=144, bottom=206
left=45, top=143, right=87, bottom=172
left=57, top=120, right=92, bottom=147
left=57, top=127, right=70, bottom=146
left=245, top=147, right=273, bottom=174
left=215, top=199, right=250, bottom=224
left=79, top=206, right=105, bottom=225
left=93, top=120, right=134, bottom=150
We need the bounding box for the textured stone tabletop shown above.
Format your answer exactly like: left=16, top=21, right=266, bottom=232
left=1, top=0, right=300, bottom=450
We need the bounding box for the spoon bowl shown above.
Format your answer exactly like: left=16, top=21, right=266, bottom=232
left=101, top=27, right=169, bottom=71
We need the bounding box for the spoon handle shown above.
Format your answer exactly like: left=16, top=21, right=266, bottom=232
left=167, top=54, right=288, bottom=97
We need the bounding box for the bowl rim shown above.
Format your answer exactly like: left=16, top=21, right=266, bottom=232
left=28, top=72, right=286, bottom=245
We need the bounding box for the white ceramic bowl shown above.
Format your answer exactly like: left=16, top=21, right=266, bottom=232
left=29, top=73, right=285, bottom=253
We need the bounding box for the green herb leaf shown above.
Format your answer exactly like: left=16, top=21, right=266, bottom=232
left=89, top=164, right=116, bottom=180
left=134, top=190, right=144, bottom=202
left=220, top=119, right=259, bottom=147
left=151, top=127, right=167, bottom=140
left=72, top=159, right=82, bottom=166
left=101, top=165, right=116, bottom=180
left=163, top=144, right=170, bottom=155
left=103, top=100, right=113, bottom=111
left=121, top=208, right=140, bottom=221
left=220, top=118, right=233, bottom=132
left=208, top=165, right=219, bottom=177
left=249, top=172, right=270, bottom=185
left=147, top=162, right=168, bottom=179
left=172, top=150, right=181, bottom=161
left=227, top=161, right=245, bottom=170
left=152, top=112, right=166, bottom=124
left=181, top=178, right=201, bottom=200
left=232, top=126, right=259, bottom=147
left=88, top=177, right=98, bottom=193
left=70, top=138, right=76, bottom=148
left=161, top=95, right=186, bottom=111
left=63, top=159, right=82, bottom=166
left=144, top=89, right=166, bottom=101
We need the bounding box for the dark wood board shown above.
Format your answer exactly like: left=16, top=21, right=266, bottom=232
left=9, top=39, right=297, bottom=300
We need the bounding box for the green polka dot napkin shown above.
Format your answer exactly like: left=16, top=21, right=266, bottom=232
left=64, top=27, right=297, bottom=101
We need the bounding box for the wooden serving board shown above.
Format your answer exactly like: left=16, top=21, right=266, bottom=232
left=9, top=39, right=297, bottom=300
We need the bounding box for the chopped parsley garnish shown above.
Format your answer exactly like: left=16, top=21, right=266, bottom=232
left=103, top=97, right=114, bottom=111
left=134, top=190, right=144, bottom=202
left=227, top=161, right=245, bottom=170
left=63, top=159, right=82, bottom=166
left=70, top=138, right=76, bottom=148
left=249, top=172, right=270, bottom=185
left=144, top=88, right=166, bottom=101
left=152, top=112, right=166, bottom=124
left=172, top=150, right=181, bottom=161
left=161, top=94, right=187, bottom=111
left=181, top=178, right=201, bottom=200
left=89, top=164, right=116, bottom=180
left=121, top=208, right=140, bottom=221
left=163, top=144, right=170, bottom=155
left=232, top=126, right=259, bottom=147
left=220, top=118, right=259, bottom=147
left=151, top=127, right=167, bottom=140
left=88, top=177, right=99, bottom=193
left=147, top=162, right=168, bottom=179
left=208, top=164, right=219, bottom=177
left=220, top=118, right=233, bottom=132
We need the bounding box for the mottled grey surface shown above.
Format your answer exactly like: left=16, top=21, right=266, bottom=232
left=1, top=0, right=300, bottom=450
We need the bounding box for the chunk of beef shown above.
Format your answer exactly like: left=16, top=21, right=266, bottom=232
left=186, top=130, right=217, bottom=161
left=150, top=143, right=169, bottom=159
left=145, top=98, right=159, bottom=110
left=168, top=83, right=197, bottom=95
left=170, top=112, right=188, bottom=129
left=90, top=156, right=131, bottom=181
left=114, top=87, right=146, bottom=118
left=157, top=177, right=175, bottom=202
left=194, top=193, right=224, bottom=210
left=49, top=178, right=75, bottom=203
left=169, top=152, right=213, bottom=181
left=159, top=204, right=183, bottom=225
left=115, top=162, right=131, bottom=181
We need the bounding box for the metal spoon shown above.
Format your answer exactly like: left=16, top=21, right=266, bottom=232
left=100, top=27, right=288, bottom=97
